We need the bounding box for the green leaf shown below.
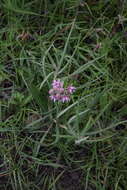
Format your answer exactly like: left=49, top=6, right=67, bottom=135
left=29, top=84, right=48, bottom=113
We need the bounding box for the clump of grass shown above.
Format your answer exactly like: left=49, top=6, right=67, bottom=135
left=0, top=0, right=127, bottom=189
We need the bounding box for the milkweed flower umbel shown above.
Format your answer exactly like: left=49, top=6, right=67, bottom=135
left=49, top=79, right=76, bottom=103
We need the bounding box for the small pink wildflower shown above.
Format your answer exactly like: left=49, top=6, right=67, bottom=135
left=49, top=79, right=76, bottom=103
left=49, top=95, right=57, bottom=102
left=52, top=79, right=63, bottom=88
left=61, top=95, right=70, bottom=103
left=67, top=86, right=76, bottom=94
left=53, top=87, right=64, bottom=93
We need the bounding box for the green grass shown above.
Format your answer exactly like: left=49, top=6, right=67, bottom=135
left=0, top=0, right=127, bottom=189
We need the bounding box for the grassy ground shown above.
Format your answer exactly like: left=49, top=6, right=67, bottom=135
left=0, top=0, right=127, bottom=189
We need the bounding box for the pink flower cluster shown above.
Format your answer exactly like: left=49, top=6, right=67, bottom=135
left=49, top=79, right=76, bottom=103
